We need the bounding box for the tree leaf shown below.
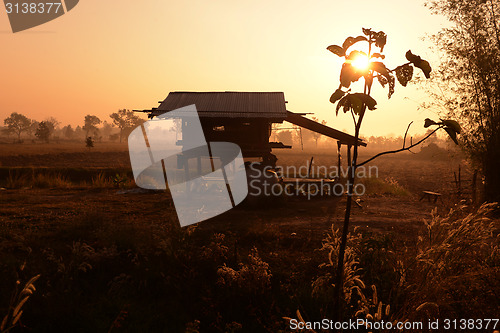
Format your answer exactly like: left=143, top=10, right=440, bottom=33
left=342, top=36, right=368, bottom=51
left=350, top=95, right=364, bottom=115
left=405, top=50, right=420, bottom=63
left=372, top=31, right=387, bottom=51
left=377, top=75, right=388, bottom=87
left=340, top=63, right=362, bottom=88
left=395, top=64, right=414, bottom=87
left=351, top=93, right=377, bottom=110
left=371, top=61, right=395, bottom=98
left=336, top=95, right=349, bottom=116
left=441, top=119, right=462, bottom=133
left=405, top=50, right=432, bottom=78
left=327, top=45, right=345, bottom=57
left=362, top=27, right=372, bottom=36
left=346, top=50, right=367, bottom=61
left=417, top=59, right=432, bottom=79
left=343, top=98, right=351, bottom=113
left=370, top=62, right=390, bottom=78
left=388, top=75, right=395, bottom=99
left=354, top=35, right=368, bottom=43
left=424, top=118, right=439, bottom=128
left=330, top=88, right=345, bottom=104
left=444, top=127, right=459, bottom=145
left=371, top=53, right=385, bottom=59
left=335, top=93, right=377, bottom=116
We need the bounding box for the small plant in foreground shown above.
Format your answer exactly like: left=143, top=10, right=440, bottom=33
left=1, top=271, right=40, bottom=333
left=326, top=27, right=461, bottom=319
left=112, top=173, right=127, bottom=188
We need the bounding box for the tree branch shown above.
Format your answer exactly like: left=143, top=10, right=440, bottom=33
left=357, top=125, right=444, bottom=167
left=402, top=121, right=413, bottom=149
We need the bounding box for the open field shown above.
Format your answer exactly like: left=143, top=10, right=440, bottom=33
left=0, top=145, right=498, bottom=332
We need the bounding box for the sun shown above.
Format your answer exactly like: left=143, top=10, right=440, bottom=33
left=350, top=53, right=370, bottom=71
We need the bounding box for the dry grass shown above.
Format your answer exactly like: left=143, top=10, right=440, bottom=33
left=91, top=172, right=113, bottom=188
left=0, top=141, right=128, bottom=156
left=1, top=269, right=40, bottom=333
left=401, top=202, right=500, bottom=321
left=5, top=171, right=72, bottom=189
left=2, top=169, right=134, bottom=189
left=32, top=173, right=72, bottom=189
left=358, top=176, right=410, bottom=196
left=309, top=202, right=499, bottom=331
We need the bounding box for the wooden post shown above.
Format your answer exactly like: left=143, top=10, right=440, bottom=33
left=337, top=141, right=342, bottom=175
left=308, top=156, right=314, bottom=178
left=299, top=127, right=304, bottom=150
left=347, top=144, right=352, bottom=168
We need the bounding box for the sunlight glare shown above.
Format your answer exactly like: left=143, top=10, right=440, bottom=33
left=351, top=54, right=370, bottom=71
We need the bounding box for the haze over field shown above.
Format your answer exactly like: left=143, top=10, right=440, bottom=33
left=0, top=0, right=449, bottom=137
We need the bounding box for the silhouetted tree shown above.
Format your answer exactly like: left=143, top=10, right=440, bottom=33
left=27, top=120, right=39, bottom=139
left=3, top=112, right=31, bottom=142
left=62, top=125, right=74, bottom=139
left=110, top=109, right=144, bottom=142
left=74, top=125, right=84, bottom=138
left=82, top=115, right=101, bottom=137
left=425, top=0, right=500, bottom=201
left=101, top=121, right=115, bottom=140
left=43, top=117, right=59, bottom=141
left=35, top=121, right=51, bottom=143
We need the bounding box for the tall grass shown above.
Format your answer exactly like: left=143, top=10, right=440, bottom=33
left=5, top=172, right=28, bottom=189
left=91, top=172, right=113, bottom=188
left=401, top=202, right=499, bottom=320
left=32, top=173, right=72, bottom=188
left=5, top=171, right=72, bottom=189
left=2, top=169, right=134, bottom=189
left=1, top=272, right=40, bottom=333
left=312, top=202, right=499, bottom=330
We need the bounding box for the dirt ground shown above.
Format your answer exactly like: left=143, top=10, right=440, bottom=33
left=0, top=144, right=490, bottom=332
left=0, top=146, right=472, bottom=238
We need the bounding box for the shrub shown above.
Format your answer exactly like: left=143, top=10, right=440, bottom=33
left=217, top=247, right=272, bottom=295
left=358, top=176, right=409, bottom=196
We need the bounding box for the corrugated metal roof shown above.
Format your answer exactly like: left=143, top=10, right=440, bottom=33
left=152, top=91, right=287, bottom=118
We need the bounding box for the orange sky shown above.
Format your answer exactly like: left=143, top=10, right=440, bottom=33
left=0, top=0, right=449, bottom=137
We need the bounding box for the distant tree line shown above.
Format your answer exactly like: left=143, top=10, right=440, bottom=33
left=1, top=109, right=144, bottom=144
left=272, top=119, right=455, bottom=151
